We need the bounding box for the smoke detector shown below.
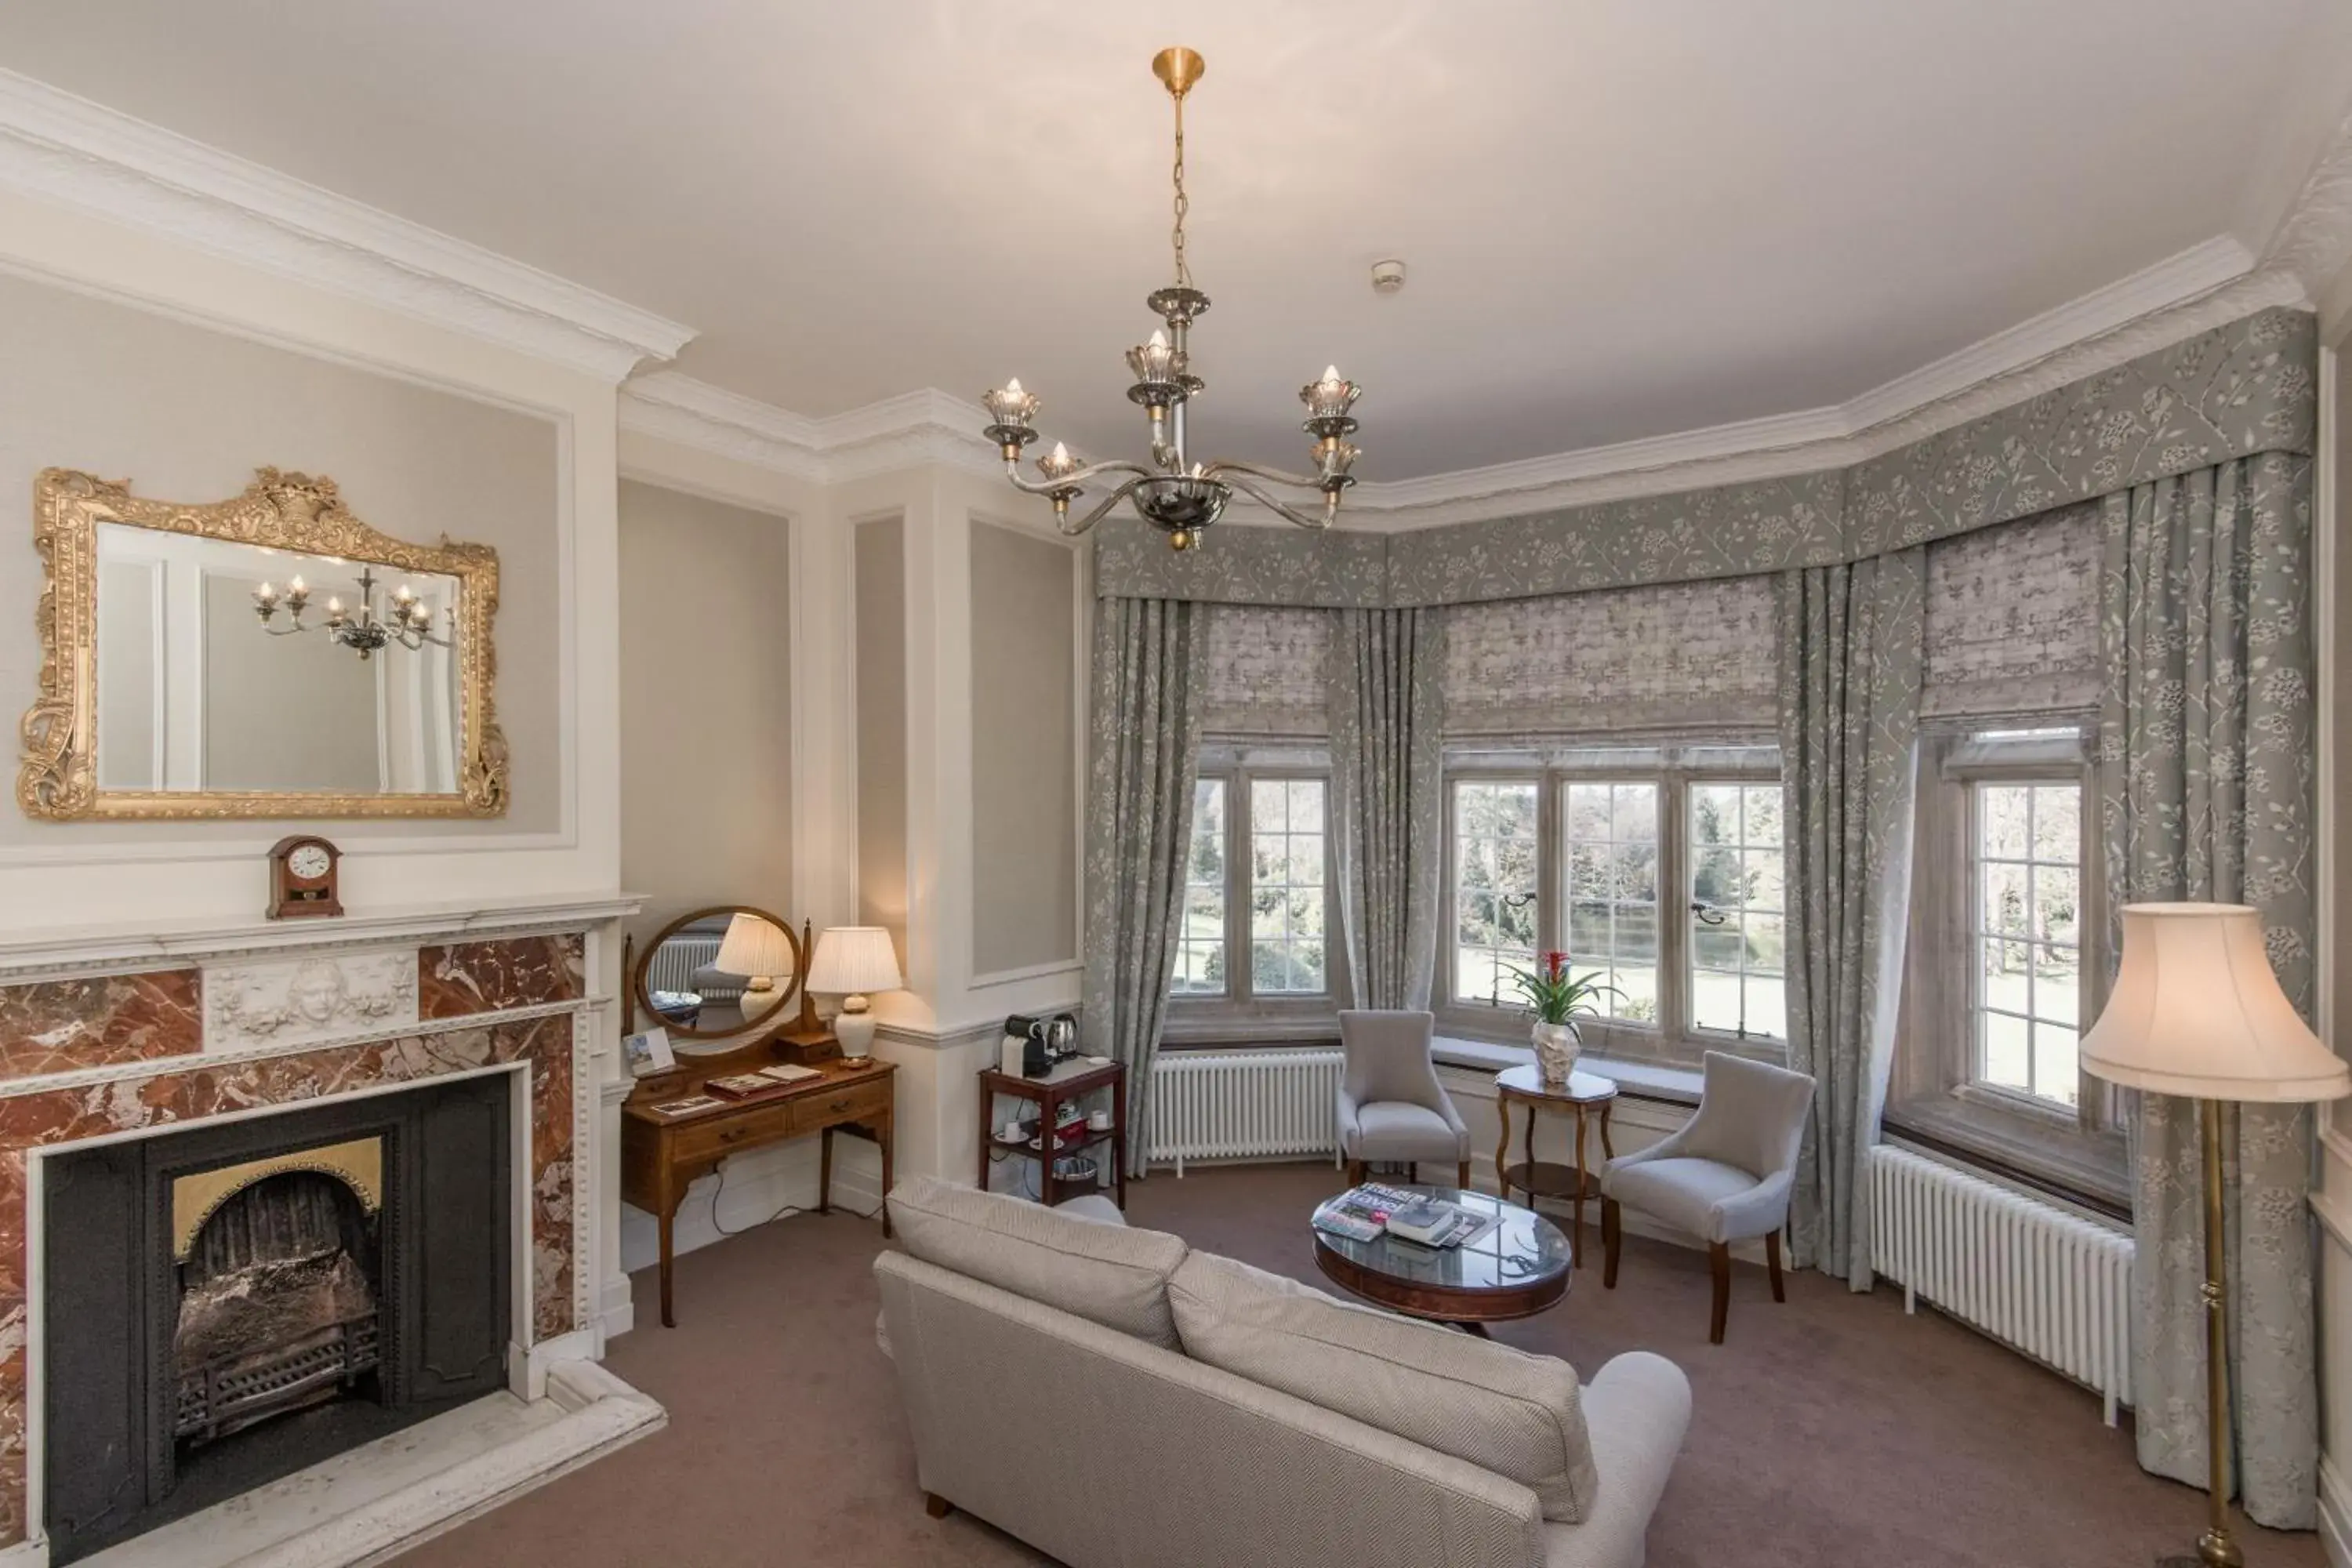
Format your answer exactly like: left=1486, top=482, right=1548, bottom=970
left=1370, top=259, right=1407, bottom=295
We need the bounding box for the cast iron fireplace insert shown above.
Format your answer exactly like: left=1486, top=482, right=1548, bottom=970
left=42, top=1073, right=512, bottom=1565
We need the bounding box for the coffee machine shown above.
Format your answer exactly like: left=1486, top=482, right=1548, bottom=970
left=1000, top=1012, right=1080, bottom=1078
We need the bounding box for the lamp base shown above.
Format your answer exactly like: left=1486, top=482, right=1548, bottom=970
left=737, top=978, right=784, bottom=1022
left=834, top=996, right=877, bottom=1060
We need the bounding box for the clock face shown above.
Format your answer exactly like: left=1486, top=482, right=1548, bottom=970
left=288, top=844, right=332, bottom=880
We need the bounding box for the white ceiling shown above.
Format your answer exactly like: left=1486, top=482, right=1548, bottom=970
left=0, top=1, right=2347, bottom=480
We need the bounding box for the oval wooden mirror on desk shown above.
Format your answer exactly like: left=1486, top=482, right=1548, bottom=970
left=620, top=904, right=896, bottom=1328
left=626, top=904, right=818, bottom=1058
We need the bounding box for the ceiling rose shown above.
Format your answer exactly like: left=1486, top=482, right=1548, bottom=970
left=981, top=46, right=1363, bottom=552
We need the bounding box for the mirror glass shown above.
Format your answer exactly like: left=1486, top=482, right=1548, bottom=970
left=637, top=908, right=802, bottom=1050
left=93, top=523, right=464, bottom=795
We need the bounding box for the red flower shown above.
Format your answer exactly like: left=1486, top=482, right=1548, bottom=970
left=1541, top=949, right=1570, bottom=979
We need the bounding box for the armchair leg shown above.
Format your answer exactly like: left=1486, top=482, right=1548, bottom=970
left=1601, top=1198, right=1621, bottom=1289
left=1347, top=1160, right=1366, bottom=1188
left=1767, top=1229, right=1786, bottom=1303
left=1457, top=1160, right=1471, bottom=1189
left=1708, top=1242, right=1731, bottom=1344
left=925, top=1493, right=953, bottom=1519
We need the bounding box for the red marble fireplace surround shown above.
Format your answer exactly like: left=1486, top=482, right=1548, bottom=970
left=0, top=929, right=594, bottom=1552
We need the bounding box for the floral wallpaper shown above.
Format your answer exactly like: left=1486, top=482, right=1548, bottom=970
left=1921, top=503, right=2102, bottom=719
left=1444, top=574, right=1778, bottom=736
left=1092, top=308, right=2316, bottom=612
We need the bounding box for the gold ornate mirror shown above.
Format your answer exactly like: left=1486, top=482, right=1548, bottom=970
left=17, top=467, right=507, bottom=820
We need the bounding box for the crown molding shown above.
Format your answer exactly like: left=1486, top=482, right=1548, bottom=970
left=617, top=372, right=1000, bottom=484
left=0, top=67, right=695, bottom=383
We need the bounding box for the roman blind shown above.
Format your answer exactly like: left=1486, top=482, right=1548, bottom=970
left=1921, top=503, right=2100, bottom=720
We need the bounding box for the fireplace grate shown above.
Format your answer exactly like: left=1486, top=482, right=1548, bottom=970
left=175, top=1312, right=381, bottom=1443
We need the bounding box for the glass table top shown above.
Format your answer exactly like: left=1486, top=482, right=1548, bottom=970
left=1313, top=1185, right=1570, bottom=1293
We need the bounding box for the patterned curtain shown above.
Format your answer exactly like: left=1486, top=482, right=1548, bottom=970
left=1776, top=550, right=1924, bottom=1287
left=2096, top=452, right=2318, bottom=1529
left=1329, top=608, right=1446, bottom=1010
left=1080, top=598, right=1209, bottom=1176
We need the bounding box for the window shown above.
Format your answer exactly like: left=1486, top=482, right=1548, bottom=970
left=1563, top=782, right=1659, bottom=1024
left=1442, top=751, right=1785, bottom=1064
left=1886, top=728, right=2118, bottom=1211
left=1452, top=781, right=1539, bottom=1006
left=1167, top=768, right=1334, bottom=1007
left=1250, top=779, right=1327, bottom=994
left=1971, top=782, right=2082, bottom=1109
left=1689, top=784, right=1786, bottom=1040
left=1172, top=778, right=1226, bottom=994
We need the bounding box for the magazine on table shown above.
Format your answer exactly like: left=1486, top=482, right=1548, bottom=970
left=1311, top=1181, right=1418, bottom=1243
left=1311, top=1184, right=1495, bottom=1249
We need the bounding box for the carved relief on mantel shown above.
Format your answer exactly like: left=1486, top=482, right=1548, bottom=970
left=204, top=950, right=418, bottom=1053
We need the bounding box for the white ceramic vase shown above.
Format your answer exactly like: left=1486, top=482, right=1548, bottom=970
left=1533, top=1021, right=1580, bottom=1085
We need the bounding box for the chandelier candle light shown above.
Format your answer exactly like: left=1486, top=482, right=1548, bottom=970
left=982, top=47, right=1363, bottom=552
left=252, top=565, right=451, bottom=661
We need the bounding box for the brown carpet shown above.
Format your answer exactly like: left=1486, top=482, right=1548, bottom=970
left=395, top=1164, right=2321, bottom=1568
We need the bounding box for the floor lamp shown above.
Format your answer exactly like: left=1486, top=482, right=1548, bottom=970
left=2081, top=903, right=2350, bottom=1568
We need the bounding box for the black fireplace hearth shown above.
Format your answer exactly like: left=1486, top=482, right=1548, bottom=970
left=42, top=1075, right=511, bottom=1565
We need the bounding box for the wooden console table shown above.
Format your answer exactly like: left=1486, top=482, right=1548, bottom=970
left=622, top=1042, right=895, bottom=1327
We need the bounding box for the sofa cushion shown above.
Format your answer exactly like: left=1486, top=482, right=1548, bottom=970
left=1167, top=1250, right=1601, bottom=1522
left=887, top=1175, right=1187, bottom=1348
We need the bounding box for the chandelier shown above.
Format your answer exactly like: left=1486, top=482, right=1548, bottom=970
left=250, top=565, right=451, bottom=661
left=981, top=47, right=1362, bottom=553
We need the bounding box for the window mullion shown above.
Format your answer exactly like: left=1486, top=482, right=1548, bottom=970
left=1663, top=770, right=1687, bottom=1047
left=1229, top=769, right=1250, bottom=1003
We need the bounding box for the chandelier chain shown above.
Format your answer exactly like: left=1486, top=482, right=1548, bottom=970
left=1171, top=95, right=1190, bottom=289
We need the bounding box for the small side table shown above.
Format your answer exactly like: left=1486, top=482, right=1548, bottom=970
left=978, top=1058, right=1127, bottom=1210
left=1494, top=1065, right=1618, bottom=1265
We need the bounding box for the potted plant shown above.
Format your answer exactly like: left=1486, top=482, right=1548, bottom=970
left=1504, top=951, right=1619, bottom=1085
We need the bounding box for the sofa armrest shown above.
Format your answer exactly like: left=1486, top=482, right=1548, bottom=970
left=1540, top=1352, right=1692, bottom=1568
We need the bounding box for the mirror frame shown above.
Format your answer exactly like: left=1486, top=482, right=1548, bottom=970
left=17, top=466, right=508, bottom=820
left=631, top=905, right=809, bottom=1044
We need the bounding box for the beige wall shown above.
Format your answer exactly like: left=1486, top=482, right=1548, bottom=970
left=968, top=521, right=1077, bottom=975
left=617, top=481, right=793, bottom=946
left=0, top=269, right=562, bottom=842
left=855, top=514, right=909, bottom=964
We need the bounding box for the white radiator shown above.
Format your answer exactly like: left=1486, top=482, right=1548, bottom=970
left=1149, top=1049, right=1345, bottom=1174
left=644, top=935, right=723, bottom=995
left=1869, top=1144, right=2134, bottom=1425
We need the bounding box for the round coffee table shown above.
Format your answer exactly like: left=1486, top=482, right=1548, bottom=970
left=1311, top=1185, right=1571, bottom=1335
left=1494, top=1065, right=1617, bottom=1265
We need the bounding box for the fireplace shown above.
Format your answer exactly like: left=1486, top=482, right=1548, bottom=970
left=42, top=1074, right=512, bottom=1564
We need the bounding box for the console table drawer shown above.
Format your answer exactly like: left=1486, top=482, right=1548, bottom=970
left=671, top=1102, right=794, bottom=1163
left=791, top=1080, right=892, bottom=1134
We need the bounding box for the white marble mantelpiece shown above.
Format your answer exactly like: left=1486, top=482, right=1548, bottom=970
left=0, top=893, right=642, bottom=981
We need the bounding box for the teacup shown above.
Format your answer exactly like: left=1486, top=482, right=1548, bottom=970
left=1087, top=1110, right=1112, bottom=1131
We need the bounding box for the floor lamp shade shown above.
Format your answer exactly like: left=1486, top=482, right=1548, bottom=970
left=2082, top=903, right=2349, bottom=1103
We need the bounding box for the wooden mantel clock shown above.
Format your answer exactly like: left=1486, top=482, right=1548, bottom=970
left=267, top=834, right=343, bottom=919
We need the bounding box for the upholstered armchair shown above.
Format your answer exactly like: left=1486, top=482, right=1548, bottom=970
left=1600, top=1051, right=1817, bottom=1343
left=1336, top=1011, right=1471, bottom=1189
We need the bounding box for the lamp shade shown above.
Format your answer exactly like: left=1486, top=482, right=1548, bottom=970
left=713, top=913, right=796, bottom=980
left=2081, top=903, right=2349, bottom=1103
left=807, top=926, right=902, bottom=996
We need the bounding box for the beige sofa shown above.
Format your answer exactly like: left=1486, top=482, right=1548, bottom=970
left=876, top=1178, right=1692, bottom=1568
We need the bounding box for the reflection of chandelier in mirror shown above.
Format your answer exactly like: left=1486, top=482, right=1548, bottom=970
left=981, top=47, right=1363, bottom=554
left=250, top=565, right=451, bottom=661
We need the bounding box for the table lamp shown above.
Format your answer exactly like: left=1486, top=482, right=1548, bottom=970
left=808, top=926, right=902, bottom=1061
left=2081, top=902, right=2350, bottom=1568
left=713, top=913, right=797, bottom=1025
